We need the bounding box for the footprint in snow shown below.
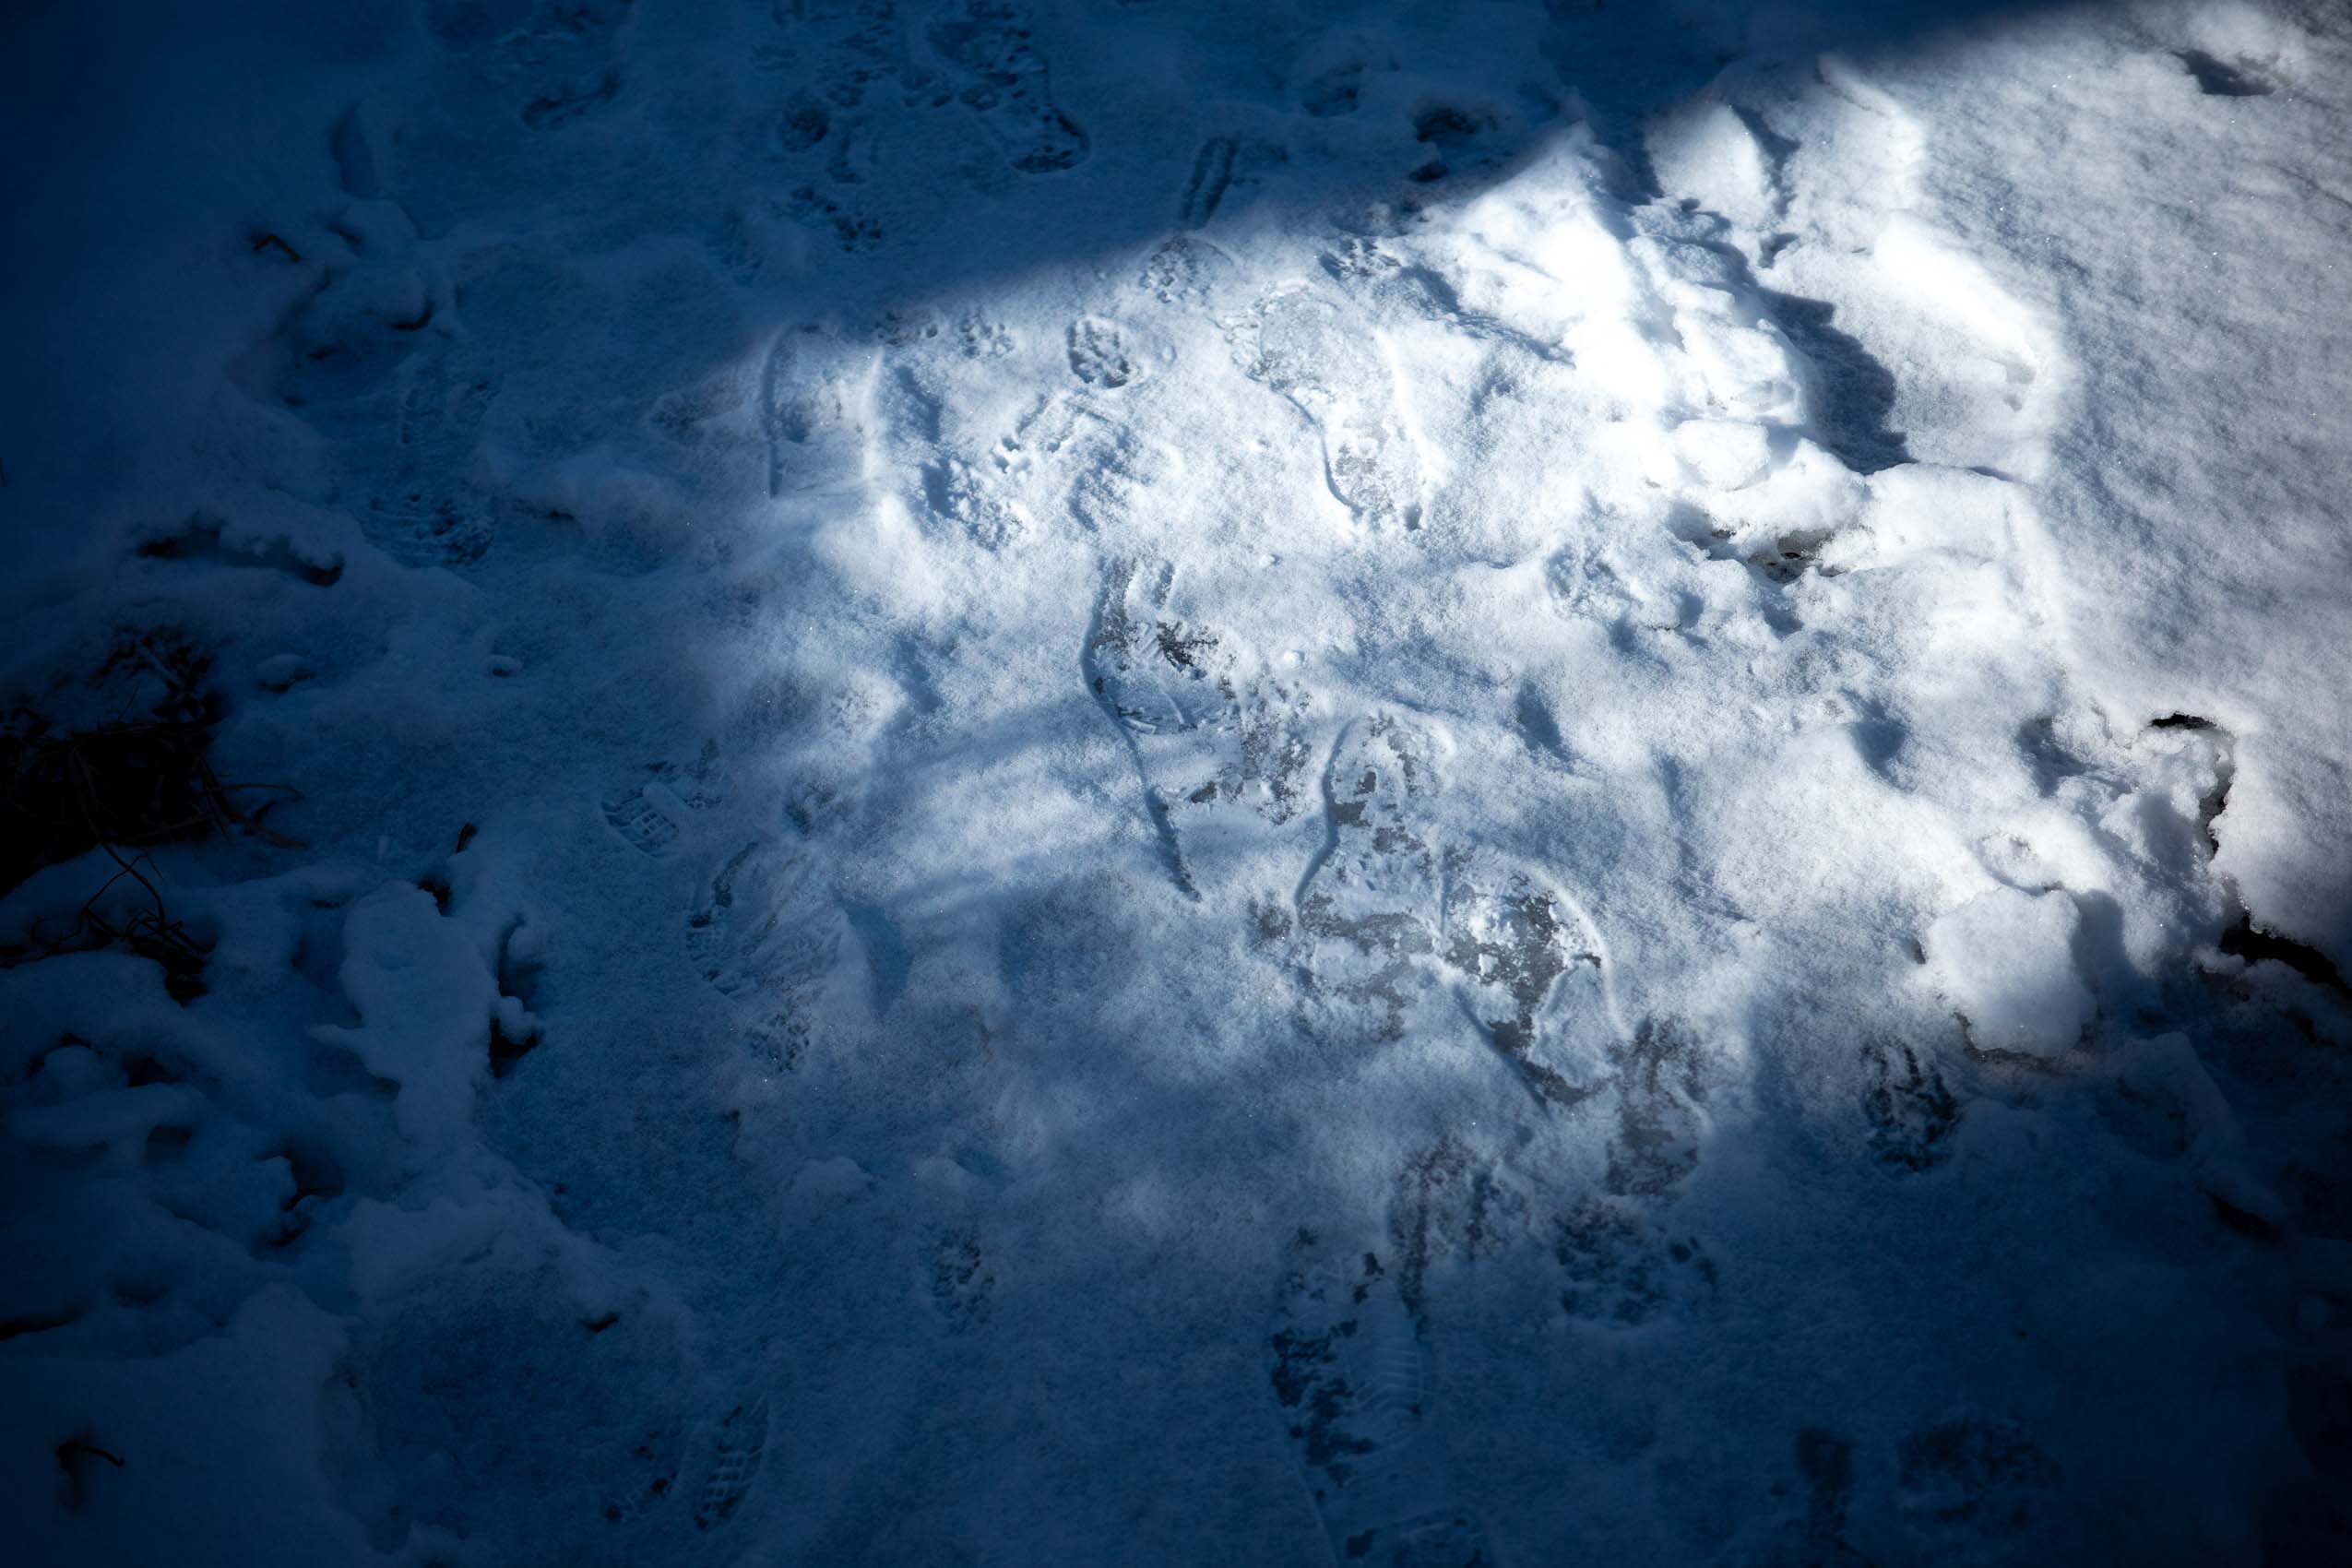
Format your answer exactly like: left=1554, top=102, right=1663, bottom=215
left=1084, top=558, right=1315, bottom=897
left=1320, top=237, right=1402, bottom=286
left=957, top=313, right=1016, bottom=359
left=1066, top=315, right=1168, bottom=391
left=925, top=0, right=1088, bottom=174
left=425, top=0, right=629, bottom=132
left=1268, top=1233, right=1494, bottom=1566
left=692, top=1396, right=771, bottom=1530
left=1238, top=289, right=1422, bottom=529
left=601, top=742, right=722, bottom=857
left=759, top=323, right=869, bottom=497
left=959, top=391, right=1136, bottom=540
left=784, top=182, right=885, bottom=253
left=761, top=0, right=909, bottom=113
left=927, top=1229, right=996, bottom=1333
left=1292, top=713, right=1618, bottom=1114
left=1666, top=59, right=2048, bottom=474
left=1139, top=233, right=1236, bottom=308
left=684, top=840, right=851, bottom=1071
left=777, top=89, right=830, bottom=152
left=1751, top=1428, right=1876, bottom=1567
left=1064, top=420, right=1175, bottom=534
left=1859, top=1036, right=1962, bottom=1173
left=1553, top=1194, right=1721, bottom=1326
left=355, top=1264, right=695, bottom=1543
left=359, top=344, right=496, bottom=567
left=921, top=455, right=1028, bottom=550
left=1601, top=1018, right=1713, bottom=1198
left=1407, top=103, right=1512, bottom=187
left=1895, top=1413, right=2062, bottom=1554
left=1442, top=861, right=1616, bottom=1111
left=1392, top=1134, right=1529, bottom=1309
left=1299, top=57, right=1366, bottom=119
left=1177, top=136, right=1236, bottom=229
left=1291, top=713, right=1444, bottom=1042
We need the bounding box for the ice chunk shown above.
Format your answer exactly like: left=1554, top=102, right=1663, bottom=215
left=1921, top=887, right=2093, bottom=1057
left=311, top=884, right=500, bottom=1146
left=1645, top=101, right=1777, bottom=232
left=1671, top=417, right=1773, bottom=490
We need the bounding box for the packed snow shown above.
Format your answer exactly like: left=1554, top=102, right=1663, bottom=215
left=3, top=0, right=2349, bottom=1563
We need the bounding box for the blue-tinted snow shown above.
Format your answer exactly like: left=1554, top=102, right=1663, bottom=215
left=2, top=1, right=2349, bottom=1563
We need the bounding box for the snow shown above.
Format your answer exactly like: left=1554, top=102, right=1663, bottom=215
left=1921, top=886, right=2095, bottom=1057
left=3, top=0, right=2350, bottom=1563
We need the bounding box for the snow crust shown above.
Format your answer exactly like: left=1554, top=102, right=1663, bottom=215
left=3, top=0, right=2349, bottom=1563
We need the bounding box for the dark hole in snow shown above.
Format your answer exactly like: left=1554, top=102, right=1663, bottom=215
left=2219, top=915, right=2352, bottom=1000
left=138, top=520, right=343, bottom=587
left=279, top=1141, right=345, bottom=1206
left=143, top=1123, right=195, bottom=1160
left=779, top=95, right=830, bottom=151
left=124, top=1052, right=184, bottom=1087
left=0, top=1310, right=81, bottom=1343
left=1413, top=106, right=1483, bottom=146
left=2, top=635, right=229, bottom=894
left=1756, top=288, right=1910, bottom=473
left=54, top=1435, right=126, bottom=1513
left=2176, top=50, right=2275, bottom=98
left=489, top=1017, right=540, bottom=1078
left=1301, top=62, right=1363, bottom=118
left=2210, top=1191, right=2284, bottom=1241
left=0, top=632, right=310, bottom=1000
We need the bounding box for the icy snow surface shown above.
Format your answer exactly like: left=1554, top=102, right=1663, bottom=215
left=4, top=0, right=2351, bottom=1562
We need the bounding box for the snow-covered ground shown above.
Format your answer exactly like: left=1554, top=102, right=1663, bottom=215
left=4, top=0, right=2350, bottom=1562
